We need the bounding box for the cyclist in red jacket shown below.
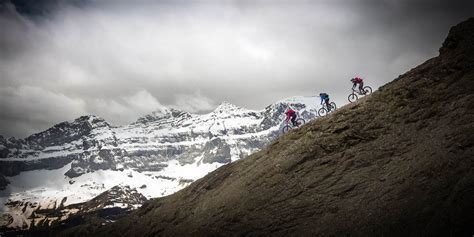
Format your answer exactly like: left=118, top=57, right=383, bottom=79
left=351, top=76, right=365, bottom=94
left=285, top=108, right=298, bottom=127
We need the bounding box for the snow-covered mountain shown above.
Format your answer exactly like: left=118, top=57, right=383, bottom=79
left=0, top=96, right=322, bottom=230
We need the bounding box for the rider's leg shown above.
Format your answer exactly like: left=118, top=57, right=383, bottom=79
left=325, top=99, right=330, bottom=111
left=359, top=82, right=364, bottom=94
left=291, top=114, right=297, bottom=126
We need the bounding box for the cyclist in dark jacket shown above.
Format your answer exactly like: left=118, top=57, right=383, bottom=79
left=319, top=93, right=331, bottom=111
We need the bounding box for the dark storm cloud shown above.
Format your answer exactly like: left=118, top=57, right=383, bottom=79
left=0, top=0, right=473, bottom=138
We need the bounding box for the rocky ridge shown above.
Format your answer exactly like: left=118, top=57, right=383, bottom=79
left=0, top=99, right=319, bottom=181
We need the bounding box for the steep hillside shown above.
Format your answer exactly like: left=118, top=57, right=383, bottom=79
left=62, top=18, right=474, bottom=236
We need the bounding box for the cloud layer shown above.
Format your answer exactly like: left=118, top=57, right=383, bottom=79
left=1, top=0, right=473, bottom=137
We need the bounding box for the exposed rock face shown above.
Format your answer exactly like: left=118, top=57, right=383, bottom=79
left=0, top=100, right=318, bottom=180
left=71, top=185, right=147, bottom=215
left=0, top=157, right=73, bottom=177
left=26, top=116, right=109, bottom=148
left=201, top=138, right=232, bottom=164
left=67, top=18, right=474, bottom=236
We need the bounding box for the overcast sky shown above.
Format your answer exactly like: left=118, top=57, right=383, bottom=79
left=0, top=0, right=473, bottom=138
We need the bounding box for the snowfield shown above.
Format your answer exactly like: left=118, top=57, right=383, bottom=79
left=1, top=159, right=223, bottom=210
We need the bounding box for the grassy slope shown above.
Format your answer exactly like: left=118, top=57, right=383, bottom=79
left=63, top=18, right=474, bottom=237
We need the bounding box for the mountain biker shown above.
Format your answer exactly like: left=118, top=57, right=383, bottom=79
left=285, top=108, right=298, bottom=127
left=319, top=93, right=331, bottom=111
left=350, top=76, right=365, bottom=94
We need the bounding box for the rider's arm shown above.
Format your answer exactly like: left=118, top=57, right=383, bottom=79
left=320, top=96, right=323, bottom=104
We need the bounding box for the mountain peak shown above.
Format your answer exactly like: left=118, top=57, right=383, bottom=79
left=214, top=101, right=244, bottom=113
left=135, top=107, right=191, bottom=124
left=73, top=114, right=109, bottom=128
left=76, top=114, right=104, bottom=122
left=148, top=107, right=172, bottom=117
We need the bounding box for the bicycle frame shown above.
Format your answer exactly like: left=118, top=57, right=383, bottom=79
left=351, top=88, right=366, bottom=95
left=285, top=118, right=297, bottom=127
left=285, top=114, right=302, bottom=127
left=321, top=103, right=331, bottom=110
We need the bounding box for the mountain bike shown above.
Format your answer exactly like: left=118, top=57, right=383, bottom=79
left=281, top=117, right=306, bottom=133
left=318, top=102, right=337, bottom=117
left=348, top=86, right=373, bottom=102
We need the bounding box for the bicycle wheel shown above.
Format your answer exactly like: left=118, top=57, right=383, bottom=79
left=348, top=93, right=358, bottom=103
left=330, top=102, right=337, bottom=111
left=296, top=118, right=305, bottom=126
left=318, top=108, right=328, bottom=117
left=363, top=86, right=373, bottom=95
left=282, top=125, right=291, bottom=133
